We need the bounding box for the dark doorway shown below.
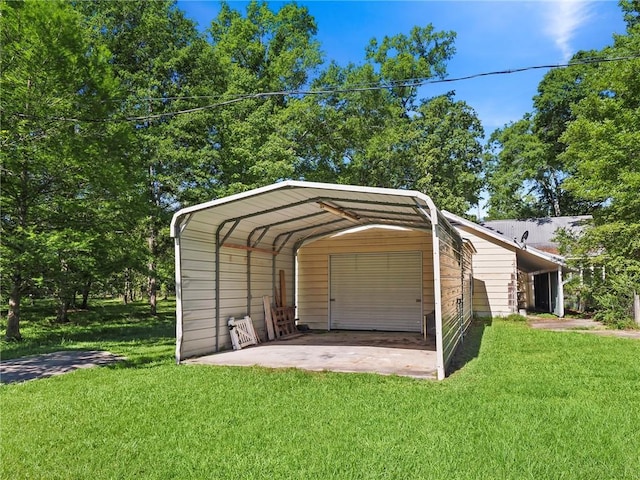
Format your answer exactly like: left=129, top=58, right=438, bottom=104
left=534, top=273, right=550, bottom=312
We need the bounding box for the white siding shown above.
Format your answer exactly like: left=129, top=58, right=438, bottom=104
left=177, top=227, right=295, bottom=359
left=455, top=226, right=518, bottom=317
left=177, top=234, right=217, bottom=359
left=329, top=252, right=423, bottom=331
left=297, top=228, right=434, bottom=330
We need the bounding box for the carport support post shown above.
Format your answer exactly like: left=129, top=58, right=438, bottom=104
left=431, top=224, right=445, bottom=380
left=557, top=266, right=564, bottom=318
left=418, top=200, right=445, bottom=380
left=215, top=225, right=222, bottom=352
left=246, top=247, right=252, bottom=318
left=174, top=235, right=183, bottom=363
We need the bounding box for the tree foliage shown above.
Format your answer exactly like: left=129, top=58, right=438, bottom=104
left=482, top=1, right=639, bottom=322
left=558, top=2, right=640, bottom=322
left=484, top=52, right=602, bottom=219
left=1, top=0, right=493, bottom=338
left=0, top=0, right=137, bottom=335
left=78, top=0, right=203, bottom=314
left=293, top=25, right=484, bottom=214
left=201, top=1, right=322, bottom=197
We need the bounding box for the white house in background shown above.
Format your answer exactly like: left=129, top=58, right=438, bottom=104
left=443, top=211, right=567, bottom=318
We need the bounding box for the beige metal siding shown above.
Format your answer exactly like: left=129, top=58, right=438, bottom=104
left=217, top=248, right=248, bottom=349
left=437, top=219, right=464, bottom=369
left=177, top=229, right=294, bottom=359
left=329, top=252, right=422, bottom=331
left=178, top=233, right=217, bottom=359
left=462, top=242, right=474, bottom=329
left=218, top=246, right=295, bottom=348
left=297, top=228, right=434, bottom=330
left=455, top=226, right=518, bottom=317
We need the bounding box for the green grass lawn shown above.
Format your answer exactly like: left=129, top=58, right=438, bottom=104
left=1, top=304, right=639, bottom=479
left=0, top=298, right=176, bottom=366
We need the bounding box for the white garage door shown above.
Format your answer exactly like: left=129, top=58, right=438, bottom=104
left=329, top=252, right=422, bottom=331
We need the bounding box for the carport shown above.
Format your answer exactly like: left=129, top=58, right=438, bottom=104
left=171, top=181, right=473, bottom=379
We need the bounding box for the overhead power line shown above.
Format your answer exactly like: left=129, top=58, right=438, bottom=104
left=10, top=54, right=640, bottom=124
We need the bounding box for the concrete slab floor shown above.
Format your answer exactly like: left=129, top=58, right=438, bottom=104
left=185, top=331, right=437, bottom=379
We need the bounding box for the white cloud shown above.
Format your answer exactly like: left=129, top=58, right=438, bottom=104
left=544, top=0, right=593, bottom=61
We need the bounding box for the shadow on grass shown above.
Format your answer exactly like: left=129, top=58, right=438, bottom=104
left=446, top=317, right=492, bottom=377
left=0, top=299, right=176, bottom=367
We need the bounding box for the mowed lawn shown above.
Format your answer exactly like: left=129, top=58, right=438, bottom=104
left=1, top=303, right=639, bottom=479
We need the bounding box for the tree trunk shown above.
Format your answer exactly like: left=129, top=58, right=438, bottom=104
left=5, top=276, right=22, bottom=341
left=56, top=299, right=71, bottom=323
left=148, top=156, right=159, bottom=315
left=6, top=144, right=30, bottom=341
left=148, top=227, right=157, bottom=315
left=123, top=268, right=130, bottom=304
left=81, top=279, right=91, bottom=309
left=634, top=291, right=640, bottom=326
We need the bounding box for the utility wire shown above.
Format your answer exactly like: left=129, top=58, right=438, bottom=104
left=9, top=54, right=640, bottom=124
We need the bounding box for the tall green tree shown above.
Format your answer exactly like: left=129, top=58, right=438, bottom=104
left=559, top=0, right=640, bottom=322
left=293, top=25, right=484, bottom=214
left=0, top=0, right=131, bottom=335
left=484, top=53, right=600, bottom=219
left=411, top=93, right=484, bottom=213
left=483, top=116, right=546, bottom=219
left=198, top=1, right=323, bottom=197
left=78, top=0, right=202, bottom=314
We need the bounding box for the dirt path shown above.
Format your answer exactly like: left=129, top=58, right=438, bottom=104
left=528, top=317, right=640, bottom=339
left=0, top=351, right=124, bottom=385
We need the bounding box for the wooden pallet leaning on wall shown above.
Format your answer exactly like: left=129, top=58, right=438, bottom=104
left=271, top=306, right=296, bottom=338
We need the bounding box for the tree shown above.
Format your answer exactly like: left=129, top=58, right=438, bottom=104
left=78, top=0, right=202, bottom=314
left=292, top=25, right=484, bottom=214
left=198, top=1, right=323, bottom=197
left=484, top=52, right=601, bottom=219
left=0, top=0, right=131, bottom=334
left=484, top=116, right=548, bottom=219
left=411, top=94, right=484, bottom=213
left=559, top=1, right=640, bottom=323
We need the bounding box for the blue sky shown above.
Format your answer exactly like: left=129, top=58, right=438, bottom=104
left=177, top=0, right=626, bottom=135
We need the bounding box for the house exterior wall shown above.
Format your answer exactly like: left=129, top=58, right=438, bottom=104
left=518, top=271, right=533, bottom=311
left=297, top=227, right=434, bottom=330
left=454, top=226, right=518, bottom=317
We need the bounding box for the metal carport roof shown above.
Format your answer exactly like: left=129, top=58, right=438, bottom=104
left=171, top=181, right=441, bottom=250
